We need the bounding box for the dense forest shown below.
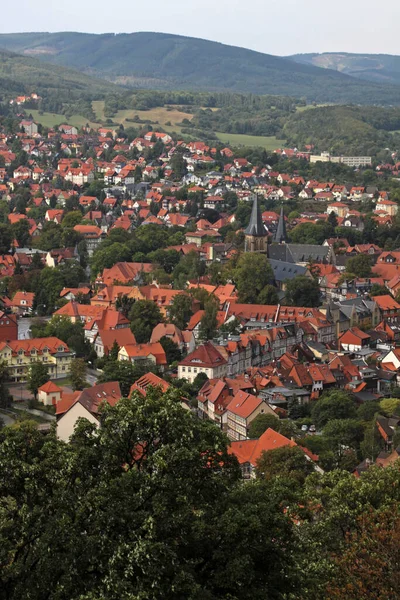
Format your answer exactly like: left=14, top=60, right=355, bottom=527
left=283, top=105, right=400, bottom=155
left=1, top=31, right=400, bottom=104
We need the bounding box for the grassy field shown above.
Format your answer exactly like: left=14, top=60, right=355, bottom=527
left=215, top=132, right=282, bottom=150
left=32, top=102, right=284, bottom=149
left=296, top=103, right=333, bottom=112
left=92, top=100, right=194, bottom=132
left=30, top=109, right=99, bottom=129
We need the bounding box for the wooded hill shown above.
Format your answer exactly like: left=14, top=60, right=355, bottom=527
left=1, top=32, right=400, bottom=105
left=0, top=49, right=119, bottom=100
left=283, top=105, right=400, bottom=156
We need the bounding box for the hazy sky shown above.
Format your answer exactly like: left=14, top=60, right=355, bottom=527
left=1, top=0, right=399, bottom=56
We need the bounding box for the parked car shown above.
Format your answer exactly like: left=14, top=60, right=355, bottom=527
left=301, top=424, right=308, bottom=432
left=309, top=425, right=316, bottom=433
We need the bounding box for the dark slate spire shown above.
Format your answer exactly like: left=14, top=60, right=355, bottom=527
left=244, top=197, right=267, bottom=237
left=274, top=205, right=287, bottom=243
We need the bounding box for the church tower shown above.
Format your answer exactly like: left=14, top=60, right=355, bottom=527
left=273, top=205, right=288, bottom=244
left=244, top=197, right=268, bottom=253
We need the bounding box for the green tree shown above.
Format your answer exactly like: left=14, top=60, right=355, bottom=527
left=168, top=294, right=193, bottom=330
left=90, top=242, right=131, bottom=277
left=257, top=284, right=279, bottom=305
left=323, top=419, right=365, bottom=462
left=69, top=358, right=87, bottom=391
left=256, top=445, right=314, bottom=485
left=109, top=340, right=120, bottom=362
left=369, top=284, right=391, bottom=297
left=129, top=300, right=163, bottom=343
left=234, top=253, right=273, bottom=303
left=346, top=254, right=372, bottom=278
left=248, top=413, right=281, bottom=438
left=115, top=294, right=134, bottom=318
left=0, top=389, right=301, bottom=599
left=311, top=390, right=357, bottom=429
left=11, top=219, right=31, bottom=247
left=0, top=362, right=10, bottom=409
left=0, top=222, right=13, bottom=254
left=27, top=362, right=49, bottom=399
left=198, top=297, right=219, bottom=341
left=98, top=360, right=156, bottom=396
left=159, top=336, right=182, bottom=364
left=284, top=276, right=320, bottom=307
left=61, top=211, right=83, bottom=228
left=380, top=397, right=400, bottom=415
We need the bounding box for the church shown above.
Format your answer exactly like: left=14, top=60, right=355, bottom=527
left=244, top=198, right=335, bottom=266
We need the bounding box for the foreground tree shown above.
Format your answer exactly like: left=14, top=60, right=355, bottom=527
left=326, top=507, right=400, bottom=600
left=0, top=388, right=301, bottom=600
left=256, top=446, right=314, bottom=486
left=0, top=361, right=10, bottom=408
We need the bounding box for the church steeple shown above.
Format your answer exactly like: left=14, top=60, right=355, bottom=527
left=244, top=197, right=268, bottom=253
left=273, top=205, right=287, bottom=244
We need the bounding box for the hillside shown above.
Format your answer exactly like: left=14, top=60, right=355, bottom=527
left=290, top=52, right=400, bottom=85
left=0, top=49, right=119, bottom=100
left=1, top=32, right=400, bottom=104
left=283, top=105, right=400, bottom=156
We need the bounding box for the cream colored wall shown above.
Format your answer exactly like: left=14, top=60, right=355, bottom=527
left=57, top=402, right=99, bottom=442
left=38, top=390, right=61, bottom=406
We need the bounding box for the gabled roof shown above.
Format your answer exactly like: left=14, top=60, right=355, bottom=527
left=179, top=341, right=227, bottom=368
left=229, top=427, right=296, bottom=465
left=38, top=381, right=62, bottom=394
left=129, top=372, right=170, bottom=397
left=226, top=390, right=264, bottom=419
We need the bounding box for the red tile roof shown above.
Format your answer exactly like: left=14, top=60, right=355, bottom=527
left=229, top=427, right=296, bottom=465
left=179, top=342, right=227, bottom=369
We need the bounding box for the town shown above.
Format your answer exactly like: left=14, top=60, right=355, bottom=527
left=0, top=98, right=399, bottom=479
left=2, top=81, right=400, bottom=598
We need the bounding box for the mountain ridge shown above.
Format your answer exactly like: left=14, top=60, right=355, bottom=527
left=1, top=32, right=400, bottom=104
left=289, top=52, right=400, bottom=85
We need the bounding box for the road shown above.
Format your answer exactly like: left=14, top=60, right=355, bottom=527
left=18, top=317, right=50, bottom=340
left=0, top=410, right=16, bottom=426
left=11, top=404, right=56, bottom=422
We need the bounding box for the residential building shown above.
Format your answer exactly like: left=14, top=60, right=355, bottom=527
left=228, top=427, right=318, bottom=479
left=10, top=291, right=35, bottom=316
left=56, top=382, right=122, bottom=442
left=226, top=390, right=275, bottom=440
left=0, top=337, right=72, bottom=382
left=178, top=342, right=227, bottom=383
left=0, top=311, right=18, bottom=342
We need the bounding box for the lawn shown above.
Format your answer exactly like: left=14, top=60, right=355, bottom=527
left=30, top=109, right=99, bottom=130
left=215, top=132, right=282, bottom=150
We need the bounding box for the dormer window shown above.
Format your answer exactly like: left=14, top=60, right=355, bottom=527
left=30, top=349, right=36, bottom=355
left=58, top=346, right=64, bottom=352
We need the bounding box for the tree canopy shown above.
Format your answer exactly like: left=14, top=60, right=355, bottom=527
left=0, top=387, right=301, bottom=600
